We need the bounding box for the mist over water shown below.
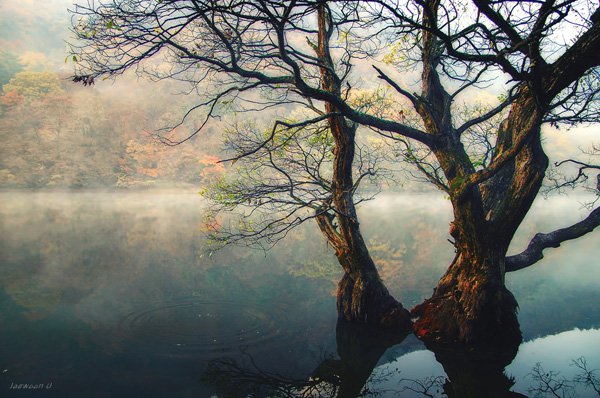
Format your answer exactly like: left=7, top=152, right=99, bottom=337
left=0, top=191, right=598, bottom=397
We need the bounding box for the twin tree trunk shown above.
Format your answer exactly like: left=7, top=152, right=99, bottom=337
left=314, top=4, right=544, bottom=342
left=315, top=4, right=554, bottom=344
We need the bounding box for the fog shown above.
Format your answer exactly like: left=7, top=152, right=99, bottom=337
left=1, top=0, right=597, bottom=191
left=2, top=191, right=598, bottom=339
left=1, top=3, right=599, bottom=396
left=1, top=191, right=599, bottom=396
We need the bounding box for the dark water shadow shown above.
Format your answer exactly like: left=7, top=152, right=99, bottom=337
left=424, top=340, right=527, bottom=398
left=203, top=320, right=536, bottom=398
left=204, top=320, right=409, bottom=397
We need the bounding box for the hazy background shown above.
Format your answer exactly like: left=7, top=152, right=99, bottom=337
left=0, top=0, right=596, bottom=191
left=1, top=0, right=599, bottom=332
left=0, top=0, right=228, bottom=190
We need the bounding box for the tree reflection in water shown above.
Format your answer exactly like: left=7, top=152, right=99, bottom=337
left=205, top=325, right=600, bottom=397
left=204, top=320, right=408, bottom=397
left=424, top=340, right=526, bottom=398
left=204, top=320, right=537, bottom=397
left=527, top=357, right=600, bottom=398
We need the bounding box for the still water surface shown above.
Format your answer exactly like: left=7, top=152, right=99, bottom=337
left=0, top=192, right=599, bottom=397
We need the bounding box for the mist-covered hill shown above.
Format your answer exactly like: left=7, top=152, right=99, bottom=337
left=0, top=1, right=228, bottom=189
left=0, top=0, right=595, bottom=191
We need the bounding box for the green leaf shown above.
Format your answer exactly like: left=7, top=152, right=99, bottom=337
left=107, top=20, right=113, bottom=29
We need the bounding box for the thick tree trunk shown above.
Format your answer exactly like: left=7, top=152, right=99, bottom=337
left=413, top=88, right=548, bottom=345
left=336, top=261, right=411, bottom=329
left=412, top=247, right=521, bottom=345
left=314, top=4, right=411, bottom=330
left=411, top=53, right=547, bottom=342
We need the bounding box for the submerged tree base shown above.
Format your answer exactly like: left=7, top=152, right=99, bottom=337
left=337, top=273, right=412, bottom=330
left=412, top=285, right=522, bottom=346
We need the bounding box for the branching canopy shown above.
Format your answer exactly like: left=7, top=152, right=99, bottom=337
left=70, top=0, right=600, bottom=269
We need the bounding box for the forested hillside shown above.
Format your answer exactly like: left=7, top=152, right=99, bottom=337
left=0, top=0, right=226, bottom=190
left=0, top=51, right=224, bottom=189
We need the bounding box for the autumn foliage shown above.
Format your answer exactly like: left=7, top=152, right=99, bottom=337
left=0, top=70, right=224, bottom=189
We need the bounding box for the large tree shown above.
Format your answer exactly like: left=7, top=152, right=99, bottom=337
left=69, top=0, right=600, bottom=345
left=70, top=0, right=414, bottom=330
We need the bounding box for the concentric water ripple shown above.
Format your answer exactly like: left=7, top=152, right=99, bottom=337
left=117, top=298, right=286, bottom=359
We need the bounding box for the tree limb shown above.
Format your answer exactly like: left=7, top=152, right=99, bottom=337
left=506, top=206, right=600, bottom=271
left=372, top=65, right=420, bottom=108
left=544, top=5, right=600, bottom=98
left=455, top=94, right=513, bottom=136
left=218, top=113, right=337, bottom=163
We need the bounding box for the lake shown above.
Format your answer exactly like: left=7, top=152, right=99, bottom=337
left=1, top=192, right=599, bottom=397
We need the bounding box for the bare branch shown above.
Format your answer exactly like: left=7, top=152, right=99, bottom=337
left=372, top=65, right=420, bottom=108
left=506, top=205, right=600, bottom=271
left=455, top=94, right=514, bottom=136
left=218, top=113, right=338, bottom=163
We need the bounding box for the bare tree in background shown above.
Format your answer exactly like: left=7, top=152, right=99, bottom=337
left=70, top=0, right=600, bottom=344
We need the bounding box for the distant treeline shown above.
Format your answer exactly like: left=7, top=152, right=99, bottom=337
left=0, top=51, right=224, bottom=189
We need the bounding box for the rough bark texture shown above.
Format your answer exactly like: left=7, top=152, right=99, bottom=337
left=413, top=86, right=545, bottom=345
left=314, top=5, right=411, bottom=330
left=412, top=249, right=521, bottom=345
left=411, top=1, right=549, bottom=345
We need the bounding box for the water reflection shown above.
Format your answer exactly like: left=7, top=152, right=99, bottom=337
left=373, top=328, right=600, bottom=398
left=0, top=192, right=599, bottom=397
left=204, top=323, right=600, bottom=397
left=205, top=321, right=408, bottom=397
left=424, top=342, right=525, bottom=398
